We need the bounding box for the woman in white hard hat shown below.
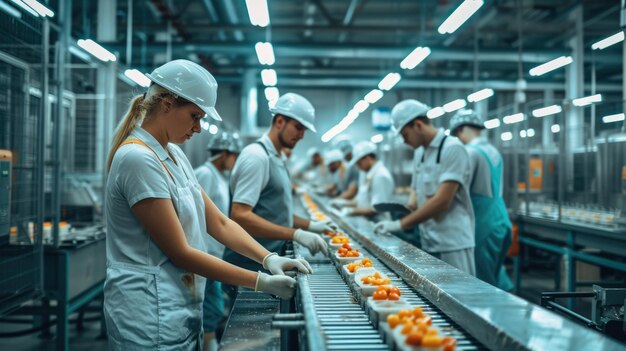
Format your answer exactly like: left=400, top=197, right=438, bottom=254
left=104, top=60, right=311, bottom=350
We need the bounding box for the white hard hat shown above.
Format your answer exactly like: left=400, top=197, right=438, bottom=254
left=332, top=135, right=353, bottom=156
left=449, top=109, right=484, bottom=136
left=391, top=99, right=431, bottom=135
left=270, top=93, right=316, bottom=132
left=206, top=131, right=230, bottom=152
left=146, top=59, right=221, bottom=121
left=306, top=147, right=320, bottom=158
left=349, top=141, right=377, bottom=168
left=324, top=150, right=344, bottom=166
left=228, top=134, right=243, bottom=154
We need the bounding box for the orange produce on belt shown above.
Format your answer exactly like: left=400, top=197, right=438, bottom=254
left=442, top=337, right=457, bottom=351
left=406, top=331, right=424, bottom=346
left=401, top=321, right=414, bottom=335
left=387, top=314, right=400, bottom=328
left=412, top=307, right=424, bottom=318
left=388, top=292, right=400, bottom=301
left=421, top=335, right=444, bottom=348
left=372, top=289, right=388, bottom=300
left=398, top=309, right=411, bottom=319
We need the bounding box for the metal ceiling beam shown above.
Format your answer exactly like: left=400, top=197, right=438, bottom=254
left=211, top=75, right=622, bottom=92
left=105, top=42, right=578, bottom=63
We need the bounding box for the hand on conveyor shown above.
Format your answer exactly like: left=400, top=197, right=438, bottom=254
left=255, top=272, right=296, bottom=299
left=373, top=220, right=403, bottom=235
left=293, top=229, right=329, bottom=256
left=263, top=252, right=314, bottom=275
left=307, top=220, right=336, bottom=234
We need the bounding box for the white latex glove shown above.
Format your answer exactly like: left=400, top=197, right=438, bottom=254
left=255, top=272, right=296, bottom=299
left=330, top=198, right=350, bottom=208
left=293, top=229, right=328, bottom=256
left=339, top=207, right=354, bottom=216
left=373, top=220, right=403, bottom=235
left=307, top=220, right=336, bottom=234
left=262, top=253, right=313, bottom=275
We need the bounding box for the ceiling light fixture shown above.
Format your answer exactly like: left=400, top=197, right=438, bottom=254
left=400, top=47, right=431, bottom=70
left=529, top=56, right=573, bottom=76
left=438, top=0, right=484, bottom=34
left=467, top=88, right=494, bottom=102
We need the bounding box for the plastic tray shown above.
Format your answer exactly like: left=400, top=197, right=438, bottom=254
left=392, top=325, right=445, bottom=351
left=367, top=297, right=412, bottom=321
left=334, top=251, right=363, bottom=264
left=354, top=270, right=389, bottom=296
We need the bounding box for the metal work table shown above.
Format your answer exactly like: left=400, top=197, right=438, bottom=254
left=514, top=214, right=626, bottom=296
left=308, top=192, right=626, bottom=351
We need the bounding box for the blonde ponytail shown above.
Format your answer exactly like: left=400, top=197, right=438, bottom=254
left=106, top=95, right=145, bottom=172
left=106, top=84, right=194, bottom=172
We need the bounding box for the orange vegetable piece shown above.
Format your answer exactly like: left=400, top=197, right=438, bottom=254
left=388, top=286, right=401, bottom=296
left=372, top=289, right=388, bottom=300
left=411, top=307, right=424, bottom=318
left=398, top=309, right=411, bottom=319
left=374, top=272, right=381, bottom=279
left=341, top=243, right=351, bottom=249
left=401, top=321, right=414, bottom=335
left=364, top=262, right=373, bottom=267
left=387, top=314, right=400, bottom=328
left=421, top=335, right=444, bottom=347
left=388, top=292, right=400, bottom=301
left=442, top=337, right=457, bottom=351
left=426, top=328, right=438, bottom=335
left=361, top=258, right=371, bottom=264
left=405, top=331, right=424, bottom=346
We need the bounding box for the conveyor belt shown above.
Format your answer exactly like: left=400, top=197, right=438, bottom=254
left=295, top=241, right=485, bottom=350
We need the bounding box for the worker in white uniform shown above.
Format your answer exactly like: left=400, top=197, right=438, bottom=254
left=449, top=109, right=512, bottom=290
left=332, top=136, right=359, bottom=200
left=224, top=93, right=330, bottom=275
left=333, top=141, right=395, bottom=218
left=103, top=60, right=311, bottom=351
left=321, top=149, right=348, bottom=196
left=374, top=99, right=476, bottom=275
left=193, top=131, right=241, bottom=351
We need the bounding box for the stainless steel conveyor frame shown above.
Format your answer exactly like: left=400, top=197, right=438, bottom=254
left=304, top=191, right=626, bottom=351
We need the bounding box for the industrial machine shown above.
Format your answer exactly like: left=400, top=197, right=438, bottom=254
left=0, top=150, right=11, bottom=245
left=542, top=285, right=626, bottom=342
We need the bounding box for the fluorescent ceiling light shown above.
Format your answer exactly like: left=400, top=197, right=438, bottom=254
left=526, top=128, right=535, bottom=137
left=400, top=47, right=431, bottom=70
left=254, top=42, right=275, bottom=65
left=443, top=99, right=466, bottom=113
left=377, top=72, right=401, bottom=91
left=354, top=100, right=370, bottom=113
left=427, top=107, right=445, bottom=119
left=0, top=1, right=21, bottom=17
left=11, top=0, right=38, bottom=17
left=591, top=31, right=624, bottom=50
left=529, top=56, right=573, bottom=76
left=438, top=0, right=484, bottom=34
left=245, top=0, right=269, bottom=27
left=501, top=132, right=512, bottom=141
left=268, top=99, right=277, bottom=109
left=77, top=39, right=116, bottom=62
left=370, top=134, right=383, bottom=143
left=467, top=88, right=494, bottom=102
left=602, top=113, right=625, bottom=124
left=364, top=89, right=383, bottom=104
left=124, top=69, right=151, bottom=87
left=551, top=124, right=560, bottom=133
left=264, top=87, right=279, bottom=101
left=261, top=69, right=277, bottom=86
left=520, top=130, right=527, bottom=138
left=532, top=104, right=562, bottom=117
left=572, top=94, right=602, bottom=107
left=484, top=118, right=500, bottom=129
left=209, top=124, right=219, bottom=135
left=503, top=113, right=525, bottom=124
left=23, top=0, right=53, bottom=17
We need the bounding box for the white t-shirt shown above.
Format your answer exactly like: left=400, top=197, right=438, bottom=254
left=355, top=161, right=395, bottom=208
left=230, top=134, right=275, bottom=208
left=413, top=129, right=475, bottom=252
